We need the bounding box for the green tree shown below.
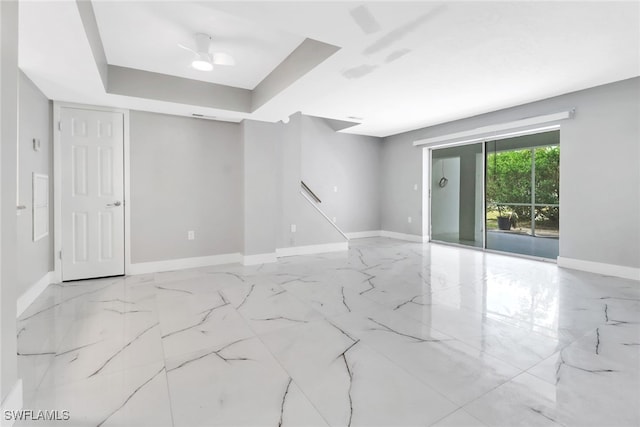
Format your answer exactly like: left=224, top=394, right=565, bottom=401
left=534, top=146, right=560, bottom=227
left=486, top=145, right=559, bottom=228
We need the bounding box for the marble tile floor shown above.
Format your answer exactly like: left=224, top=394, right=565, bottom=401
left=16, top=238, right=640, bottom=426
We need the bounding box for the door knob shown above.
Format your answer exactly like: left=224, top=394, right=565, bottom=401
left=106, top=201, right=122, bottom=207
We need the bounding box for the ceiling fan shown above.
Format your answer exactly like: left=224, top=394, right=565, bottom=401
left=178, top=33, right=235, bottom=71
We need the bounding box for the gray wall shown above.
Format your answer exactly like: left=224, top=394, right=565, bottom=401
left=276, top=113, right=346, bottom=249
left=130, top=111, right=243, bottom=263
left=241, top=120, right=281, bottom=256
left=130, top=111, right=372, bottom=261
left=382, top=77, right=640, bottom=269
left=17, top=71, right=53, bottom=295
left=1, top=0, right=19, bottom=402
left=300, top=115, right=382, bottom=233
left=380, top=129, right=423, bottom=236
left=244, top=112, right=385, bottom=247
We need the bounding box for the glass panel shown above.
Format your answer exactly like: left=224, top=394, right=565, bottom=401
left=534, top=145, right=560, bottom=239
left=485, top=132, right=560, bottom=259
left=431, top=143, right=483, bottom=248
left=534, top=205, right=559, bottom=238
left=486, top=145, right=532, bottom=205
left=534, top=145, right=560, bottom=205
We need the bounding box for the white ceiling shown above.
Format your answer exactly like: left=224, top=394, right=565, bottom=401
left=18, top=1, right=640, bottom=137
left=92, top=1, right=304, bottom=89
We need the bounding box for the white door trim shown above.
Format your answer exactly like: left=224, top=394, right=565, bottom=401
left=53, top=102, right=131, bottom=282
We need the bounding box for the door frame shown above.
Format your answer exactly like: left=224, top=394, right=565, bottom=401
left=426, top=142, right=486, bottom=250
left=422, top=147, right=431, bottom=242
left=53, top=102, right=131, bottom=282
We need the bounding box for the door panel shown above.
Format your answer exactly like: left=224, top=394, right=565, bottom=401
left=72, top=212, right=88, bottom=263
left=72, top=145, right=88, bottom=196
left=430, top=143, right=484, bottom=248
left=61, top=107, right=124, bottom=280
left=98, top=211, right=114, bottom=261
left=485, top=132, right=560, bottom=259
left=98, top=147, right=114, bottom=197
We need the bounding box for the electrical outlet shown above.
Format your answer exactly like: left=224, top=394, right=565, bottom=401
left=332, top=216, right=337, bottom=223
left=290, top=224, right=297, bottom=233
left=408, top=216, right=412, bottom=224
left=413, top=183, right=418, bottom=191
left=188, top=230, right=195, bottom=240
left=333, top=186, right=338, bottom=193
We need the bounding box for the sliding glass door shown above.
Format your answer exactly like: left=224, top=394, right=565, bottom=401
left=430, top=143, right=483, bottom=248
left=429, top=130, right=559, bottom=259
left=485, top=131, right=560, bottom=259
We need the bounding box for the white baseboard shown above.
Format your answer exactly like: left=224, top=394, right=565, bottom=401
left=557, top=257, right=640, bottom=281
left=345, top=230, right=382, bottom=239
left=128, top=244, right=349, bottom=274
left=276, top=242, right=348, bottom=258
left=52, top=269, right=62, bottom=286
left=0, top=380, right=23, bottom=427
left=17, top=272, right=54, bottom=318
left=129, top=253, right=242, bottom=275
left=343, top=230, right=428, bottom=242
left=380, top=230, right=426, bottom=243
left=242, top=253, right=277, bottom=266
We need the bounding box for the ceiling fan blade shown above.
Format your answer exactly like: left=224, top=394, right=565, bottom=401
left=212, top=52, right=235, bottom=66
left=178, top=43, right=198, bottom=55
left=349, top=5, right=381, bottom=35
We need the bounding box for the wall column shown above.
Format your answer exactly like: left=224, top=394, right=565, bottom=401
left=0, top=0, right=21, bottom=411
left=241, top=120, right=281, bottom=262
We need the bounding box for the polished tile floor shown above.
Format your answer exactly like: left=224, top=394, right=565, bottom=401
left=17, top=238, right=640, bottom=426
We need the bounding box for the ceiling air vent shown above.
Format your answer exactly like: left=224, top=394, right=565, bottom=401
left=192, top=113, right=218, bottom=120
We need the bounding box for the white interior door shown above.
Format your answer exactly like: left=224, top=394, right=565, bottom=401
left=61, top=107, right=124, bottom=281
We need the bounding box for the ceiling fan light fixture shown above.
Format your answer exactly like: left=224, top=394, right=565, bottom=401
left=192, top=53, right=213, bottom=71
left=180, top=33, right=235, bottom=71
